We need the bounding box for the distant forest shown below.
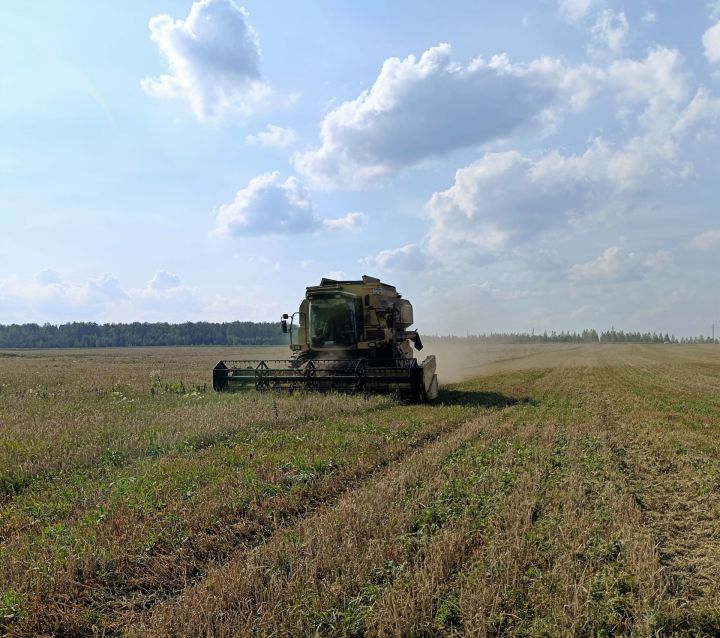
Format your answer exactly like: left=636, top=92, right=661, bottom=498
left=0, top=322, right=288, bottom=348
left=0, top=323, right=717, bottom=349
left=434, top=329, right=719, bottom=344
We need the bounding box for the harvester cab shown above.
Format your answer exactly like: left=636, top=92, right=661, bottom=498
left=213, top=275, right=439, bottom=401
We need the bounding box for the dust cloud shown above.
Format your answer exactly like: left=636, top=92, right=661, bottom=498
left=414, top=340, right=528, bottom=384
left=416, top=341, right=684, bottom=385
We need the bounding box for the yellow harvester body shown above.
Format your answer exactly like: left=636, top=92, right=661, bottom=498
left=213, top=275, right=438, bottom=401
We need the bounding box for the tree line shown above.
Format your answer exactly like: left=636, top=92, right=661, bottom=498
left=0, top=321, right=288, bottom=348
left=0, top=322, right=717, bottom=349
left=431, top=329, right=719, bottom=344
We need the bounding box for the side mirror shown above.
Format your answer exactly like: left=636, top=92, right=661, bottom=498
left=281, top=319, right=288, bottom=333
left=282, top=313, right=289, bottom=319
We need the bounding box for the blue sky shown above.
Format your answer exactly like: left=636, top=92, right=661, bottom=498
left=1, top=0, right=719, bottom=336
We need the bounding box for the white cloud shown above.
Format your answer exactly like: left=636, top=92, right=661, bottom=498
left=691, top=229, right=720, bottom=249
left=130, top=273, right=201, bottom=319
left=569, top=247, right=666, bottom=283
left=134, top=271, right=194, bottom=300
left=641, top=10, right=657, bottom=24
left=87, top=273, right=128, bottom=300
left=214, top=174, right=376, bottom=237
left=293, top=44, right=700, bottom=191
left=203, top=288, right=281, bottom=322
left=149, top=270, right=183, bottom=292
left=214, top=172, right=319, bottom=236
left=559, top=1, right=632, bottom=59
left=245, top=125, right=297, bottom=148
left=422, top=48, right=720, bottom=265
left=294, top=44, right=573, bottom=189
left=425, top=152, right=527, bottom=261
left=0, top=270, right=210, bottom=324
left=424, top=138, right=673, bottom=263
left=380, top=49, right=720, bottom=290
left=361, top=243, right=427, bottom=272
left=142, top=0, right=268, bottom=120
left=324, top=271, right=346, bottom=281
left=710, top=1, right=720, bottom=21
left=0, top=272, right=130, bottom=323
left=589, top=9, right=629, bottom=57
left=423, top=140, right=673, bottom=264
left=643, top=250, right=671, bottom=270
left=703, top=21, right=720, bottom=63
left=606, top=48, right=691, bottom=119
left=558, top=0, right=601, bottom=23
left=322, top=211, right=368, bottom=232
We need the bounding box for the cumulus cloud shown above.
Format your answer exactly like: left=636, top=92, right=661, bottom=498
left=142, top=0, right=267, bottom=120
left=361, top=243, right=427, bottom=272
left=691, top=229, right=720, bottom=249
left=423, top=48, right=720, bottom=265
left=0, top=272, right=130, bottom=323
left=703, top=21, right=720, bottom=63
left=0, top=271, right=207, bottom=323
left=245, top=125, right=297, bottom=148
left=293, top=43, right=701, bottom=191
left=558, top=1, right=631, bottom=58
left=424, top=142, right=666, bottom=264
left=558, top=0, right=601, bottom=23
left=322, top=211, right=368, bottom=232
left=710, top=1, right=720, bottom=21
left=570, top=248, right=624, bottom=283
left=569, top=247, right=667, bottom=283
left=641, top=10, right=657, bottom=24
left=371, top=48, right=719, bottom=281
left=130, top=272, right=201, bottom=319
left=87, top=273, right=128, bottom=300
left=425, top=142, right=654, bottom=262
left=425, top=152, right=529, bottom=260
left=589, top=9, right=629, bottom=56
left=294, top=44, right=575, bottom=189
left=643, top=250, right=671, bottom=270
left=214, top=172, right=319, bottom=236
left=377, top=49, right=720, bottom=280
left=213, top=173, right=367, bottom=237
left=149, top=270, right=183, bottom=292
left=605, top=48, right=691, bottom=119
left=134, top=271, right=193, bottom=300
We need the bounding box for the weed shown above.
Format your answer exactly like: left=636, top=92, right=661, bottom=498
left=0, top=591, right=25, bottom=630
left=435, top=595, right=462, bottom=629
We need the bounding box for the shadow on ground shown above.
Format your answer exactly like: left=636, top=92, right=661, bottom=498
left=434, top=388, right=535, bottom=408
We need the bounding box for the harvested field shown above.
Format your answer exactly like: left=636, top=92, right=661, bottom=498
left=1, top=343, right=719, bottom=636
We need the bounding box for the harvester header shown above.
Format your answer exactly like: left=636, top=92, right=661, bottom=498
left=213, top=275, right=438, bottom=401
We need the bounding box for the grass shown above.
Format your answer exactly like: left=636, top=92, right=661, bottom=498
left=1, top=343, right=720, bottom=636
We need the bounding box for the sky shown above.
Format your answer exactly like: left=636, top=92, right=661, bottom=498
left=1, top=0, right=719, bottom=336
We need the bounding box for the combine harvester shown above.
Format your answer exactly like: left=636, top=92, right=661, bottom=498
left=213, top=275, right=438, bottom=401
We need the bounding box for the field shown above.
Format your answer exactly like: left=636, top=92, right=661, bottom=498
left=1, top=343, right=719, bottom=637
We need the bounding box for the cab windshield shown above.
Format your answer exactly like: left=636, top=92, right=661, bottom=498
left=309, top=296, right=363, bottom=347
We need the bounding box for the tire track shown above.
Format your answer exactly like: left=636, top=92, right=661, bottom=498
left=595, top=362, right=720, bottom=632
left=124, top=410, right=514, bottom=637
